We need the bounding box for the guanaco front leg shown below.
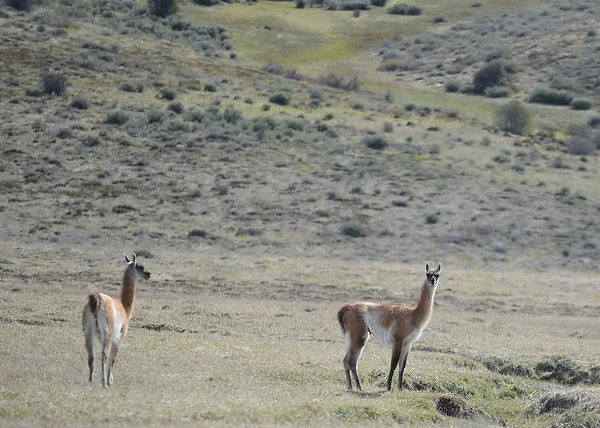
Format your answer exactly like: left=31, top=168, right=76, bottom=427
left=397, top=342, right=412, bottom=390
left=386, top=343, right=403, bottom=391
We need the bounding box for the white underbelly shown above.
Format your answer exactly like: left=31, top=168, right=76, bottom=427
left=363, top=312, right=395, bottom=347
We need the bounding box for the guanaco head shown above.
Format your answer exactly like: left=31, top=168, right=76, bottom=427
left=425, top=261, right=442, bottom=288
left=124, top=253, right=151, bottom=279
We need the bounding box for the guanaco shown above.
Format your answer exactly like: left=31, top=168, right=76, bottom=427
left=337, top=261, right=442, bottom=391
left=82, top=253, right=151, bottom=387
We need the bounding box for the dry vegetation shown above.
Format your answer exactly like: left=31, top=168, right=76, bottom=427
left=0, top=0, right=599, bottom=426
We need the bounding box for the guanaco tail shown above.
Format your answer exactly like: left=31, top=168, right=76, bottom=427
left=82, top=253, right=151, bottom=387
left=337, top=261, right=442, bottom=391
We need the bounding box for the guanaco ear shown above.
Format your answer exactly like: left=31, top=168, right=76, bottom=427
left=435, top=262, right=442, bottom=273
left=131, top=253, right=136, bottom=264
left=124, top=254, right=130, bottom=264
left=425, top=261, right=430, bottom=272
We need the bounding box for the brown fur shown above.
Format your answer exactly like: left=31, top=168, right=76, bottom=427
left=82, top=254, right=150, bottom=387
left=337, top=262, right=442, bottom=392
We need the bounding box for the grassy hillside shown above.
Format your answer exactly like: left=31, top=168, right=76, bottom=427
left=0, top=0, right=599, bottom=425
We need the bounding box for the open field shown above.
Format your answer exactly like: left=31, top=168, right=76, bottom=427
left=0, top=0, right=599, bottom=425
left=1, top=243, right=600, bottom=426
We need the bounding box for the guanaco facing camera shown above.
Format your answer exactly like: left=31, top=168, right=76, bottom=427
left=337, top=261, right=442, bottom=391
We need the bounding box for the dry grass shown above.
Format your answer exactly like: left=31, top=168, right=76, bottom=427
left=1, top=246, right=599, bottom=426
left=0, top=0, right=599, bottom=425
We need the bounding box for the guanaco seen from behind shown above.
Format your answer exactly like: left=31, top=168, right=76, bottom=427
left=82, top=253, right=151, bottom=387
left=337, top=261, right=442, bottom=391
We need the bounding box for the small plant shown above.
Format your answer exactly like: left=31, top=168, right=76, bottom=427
left=387, top=3, right=422, bottom=15
left=571, top=99, right=592, bottom=111
left=262, top=61, right=286, bottom=75
left=383, top=122, right=394, bottom=133
left=70, top=95, right=89, bottom=110
left=105, top=110, right=129, bottom=125
left=167, top=101, right=184, bottom=114
left=148, top=0, right=178, bottom=17
left=473, top=61, right=505, bottom=95
left=445, top=80, right=460, bottom=93
left=353, top=8, right=360, bottom=17
left=484, top=86, right=510, bottom=98
left=40, top=72, right=68, bottom=95
left=432, top=15, right=446, bottom=23
left=587, top=116, right=600, bottom=128
left=566, top=137, right=595, bottom=156
left=340, top=223, right=366, bottom=238
left=295, top=0, right=306, bottom=8
left=146, top=110, right=164, bottom=124
left=188, top=229, right=207, bottom=238
left=529, top=88, right=573, bottom=106
left=494, top=100, right=532, bottom=135
left=362, top=134, right=389, bottom=150
left=204, top=83, right=217, bottom=92
left=6, top=0, right=35, bottom=11
left=159, top=87, right=177, bottom=100
left=119, top=81, right=144, bottom=93
left=384, top=90, right=394, bottom=103
left=425, top=214, right=439, bottom=224
left=319, top=74, right=361, bottom=91
left=269, top=91, right=291, bottom=106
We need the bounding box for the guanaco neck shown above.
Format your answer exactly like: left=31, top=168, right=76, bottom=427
left=120, top=264, right=136, bottom=318
left=412, top=281, right=436, bottom=327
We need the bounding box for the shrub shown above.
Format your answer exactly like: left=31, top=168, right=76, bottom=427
left=566, top=136, right=595, bottom=156
left=188, top=229, right=207, bottom=238
left=148, top=0, right=178, bottom=17
left=295, top=0, right=305, bottom=8
left=571, top=99, right=592, bottom=111
left=119, top=81, right=144, bottom=93
left=159, top=87, right=177, bottom=100
left=106, top=110, right=129, bottom=125
left=146, top=110, right=164, bottom=124
left=341, top=223, right=366, bottom=238
left=588, top=116, right=600, bottom=128
left=362, top=134, right=389, bottom=150
left=484, top=86, right=510, bottom=98
left=167, top=101, right=184, bottom=114
left=204, top=83, right=217, bottom=92
left=353, top=8, right=360, bottom=17
left=445, top=80, right=460, bottom=93
left=193, top=0, right=218, bottom=4
left=40, top=72, right=68, bottom=95
left=269, top=91, right=291, bottom=106
left=25, top=87, right=43, bottom=97
left=387, top=3, right=421, bottom=15
left=70, top=95, right=89, bottom=110
left=262, top=61, right=286, bottom=75
left=494, top=100, right=532, bottom=135
left=5, top=0, right=35, bottom=11
left=383, top=121, right=394, bottom=133
left=425, top=214, right=439, bottom=224
left=319, top=74, right=361, bottom=91
left=371, top=0, right=386, bottom=6
left=473, top=61, right=504, bottom=95
left=223, top=108, right=242, bottom=124
left=338, top=0, right=370, bottom=10
left=432, top=15, right=446, bottom=23
left=529, top=88, right=573, bottom=106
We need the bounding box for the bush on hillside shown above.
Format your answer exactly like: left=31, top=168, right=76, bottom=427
left=387, top=3, right=421, bottom=15
left=494, top=100, right=532, bottom=135
left=41, top=72, right=68, bottom=95
left=5, top=0, right=35, bottom=11
left=529, top=87, right=573, bottom=106
left=571, top=99, right=592, bottom=111
left=473, top=61, right=505, bottom=95
left=148, top=0, right=178, bottom=17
